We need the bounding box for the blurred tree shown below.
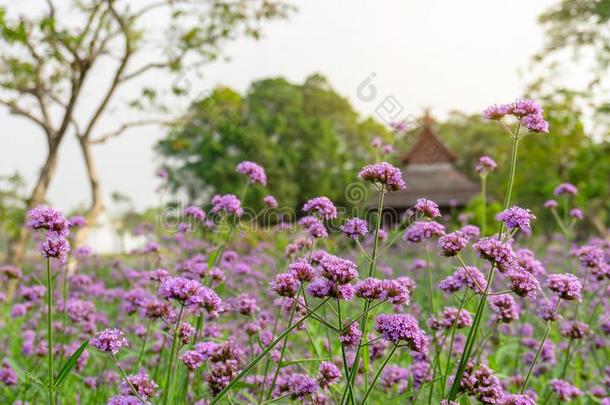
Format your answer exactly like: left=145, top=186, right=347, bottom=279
left=156, top=75, right=390, bottom=214
left=534, top=0, right=610, bottom=132
left=0, top=0, right=293, bottom=263
left=0, top=173, right=27, bottom=256
left=436, top=93, right=610, bottom=234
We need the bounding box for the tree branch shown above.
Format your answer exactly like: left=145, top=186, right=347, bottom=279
left=120, top=62, right=170, bottom=82
left=89, top=119, right=171, bottom=144
left=0, top=98, right=49, bottom=134
left=81, top=0, right=132, bottom=140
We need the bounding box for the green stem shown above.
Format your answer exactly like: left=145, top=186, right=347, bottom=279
left=448, top=130, right=520, bottom=400
left=520, top=321, right=553, bottom=393
left=59, top=261, right=69, bottom=369
left=441, top=288, right=469, bottom=397
left=210, top=298, right=330, bottom=404
left=46, top=258, right=56, bottom=405
left=360, top=344, right=398, bottom=404
left=259, top=307, right=281, bottom=402
left=337, top=300, right=355, bottom=402
left=480, top=175, right=487, bottom=236
left=350, top=190, right=385, bottom=402
left=163, top=303, right=185, bottom=405
left=447, top=267, right=495, bottom=400
left=425, top=244, right=435, bottom=315
left=134, top=320, right=152, bottom=373
left=265, top=293, right=299, bottom=400
left=550, top=208, right=570, bottom=238
left=560, top=338, right=573, bottom=379
left=112, top=353, right=148, bottom=404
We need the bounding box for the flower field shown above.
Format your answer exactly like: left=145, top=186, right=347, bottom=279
left=1, top=100, right=609, bottom=405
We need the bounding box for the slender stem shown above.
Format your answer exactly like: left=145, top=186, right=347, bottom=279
left=265, top=293, right=299, bottom=400
left=520, top=318, right=554, bottom=393
left=134, top=320, right=152, bottom=373
left=259, top=307, right=281, bottom=402
left=480, top=175, right=487, bottom=236
left=560, top=338, right=573, bottom=379
left=59, top=261, right=69, bottom=369
left=337, top=300, right=355, bottom=402
left=455, top=254, right=485, bottom=294
left=163, top=303, right=185, bottom=405
left=111, top=353, right=148, bottom=403
left=368, top=190, right=385, bottom=278
left=441, top=288, right=469, bottom=397
left=448, top=129, right=521, bottom=400
left=550, top=208, right=570, bottom=238
left=498, top=133, right=520, bottom=239
left=360, top=344, right=398, bottom=404
left=46, top=258, right=56, bottom=405
left=425, top=244, right=435, bottom=315
left=210, top=298, right=330, bottom=404
left=342, top=299, right=387, bottom=331
left=350, top=190, right=385, bottom=402
left=447, top=267, right=495, bottom=400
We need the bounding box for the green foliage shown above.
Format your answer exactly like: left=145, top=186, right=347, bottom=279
left=436, top=93, right=610, bottom=232
left=156, top=75, right=390, bottom=212
left=0, top=173, right=27, bottom=253
left=535, top=0, right=610, bottom=131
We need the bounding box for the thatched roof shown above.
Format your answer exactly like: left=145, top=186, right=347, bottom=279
left=374, top=112, right=479, bottom=209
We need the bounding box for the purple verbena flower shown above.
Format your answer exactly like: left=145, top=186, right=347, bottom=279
left=319, top=255, right=358, bottom=284
left=358, top=162, right=406, bottom=192
left=473, top=237, right=516, bottom=273
left=318, top=361, right=341, bottom=388
left=488, top=294, right=519, bottom=323
left=475, top=156, right=497, bottom=175
left=91, top=328, right=129, bottom=355
left=263, top=195, right=278, bottom=208
left=302, top=197, right=337, bottom=220
left=341, top=218, right=369, bottom=239
left=236, top=161, right=267, bottom=185
left=549, top=379, right=582, bottom=401
left=270, top=273, right=299, bottom=297
left=496, top=206, right=536, bottom=235
left=553, top=183, right=578, bottom=197
left=546, top=273, right=582, bottom=301
left=438, top=231, right=469, bottom=256
left=374, top=314, right=428, bottom=353
left=210, top=194, right=243, bottom=217
left=120, top=372, right=158, bottom=400
left=403, top=221, right=445, bottom=243
left=414, top=198, right=441, bottom=218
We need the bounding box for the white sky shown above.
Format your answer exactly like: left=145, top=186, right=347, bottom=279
left=1, top=0, right=561, bottom=216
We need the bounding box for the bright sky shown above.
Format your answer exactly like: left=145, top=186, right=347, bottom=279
left=1, top=0, right=560, bottom=217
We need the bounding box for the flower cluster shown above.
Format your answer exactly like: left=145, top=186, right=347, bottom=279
left=483, top=99, right=549, bottom=133
left=496, top=206, right=536, bottom=235
left=236, top=161, right=267, bottom=185
left=404, top=221, right=445, bottom=243
left=91, top=328, right=129, bottom=355
left=340, top=217, right=369, bottom=239
left=413, top=198, right=441, bottom=218
left=475, top=156, right=497, bottom=175
left=211, top=194, right=243, bottom=217
left=27, top=206, right=71, bottom=262
left=358, top=161, right=406, bottom=191
left=374, top=314, right=428, bottom=353
left=302, top=196, right=337, bottom=220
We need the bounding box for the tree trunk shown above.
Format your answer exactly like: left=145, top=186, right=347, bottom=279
left=6, top=140, right=62, bottom=265
left=73, top=137, right=104, bottom=250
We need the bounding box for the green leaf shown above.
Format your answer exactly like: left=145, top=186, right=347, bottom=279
left=54, top=340, right=89, bottom=389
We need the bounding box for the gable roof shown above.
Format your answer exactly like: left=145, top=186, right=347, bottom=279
left=399, top=113, right=458, bottom=165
